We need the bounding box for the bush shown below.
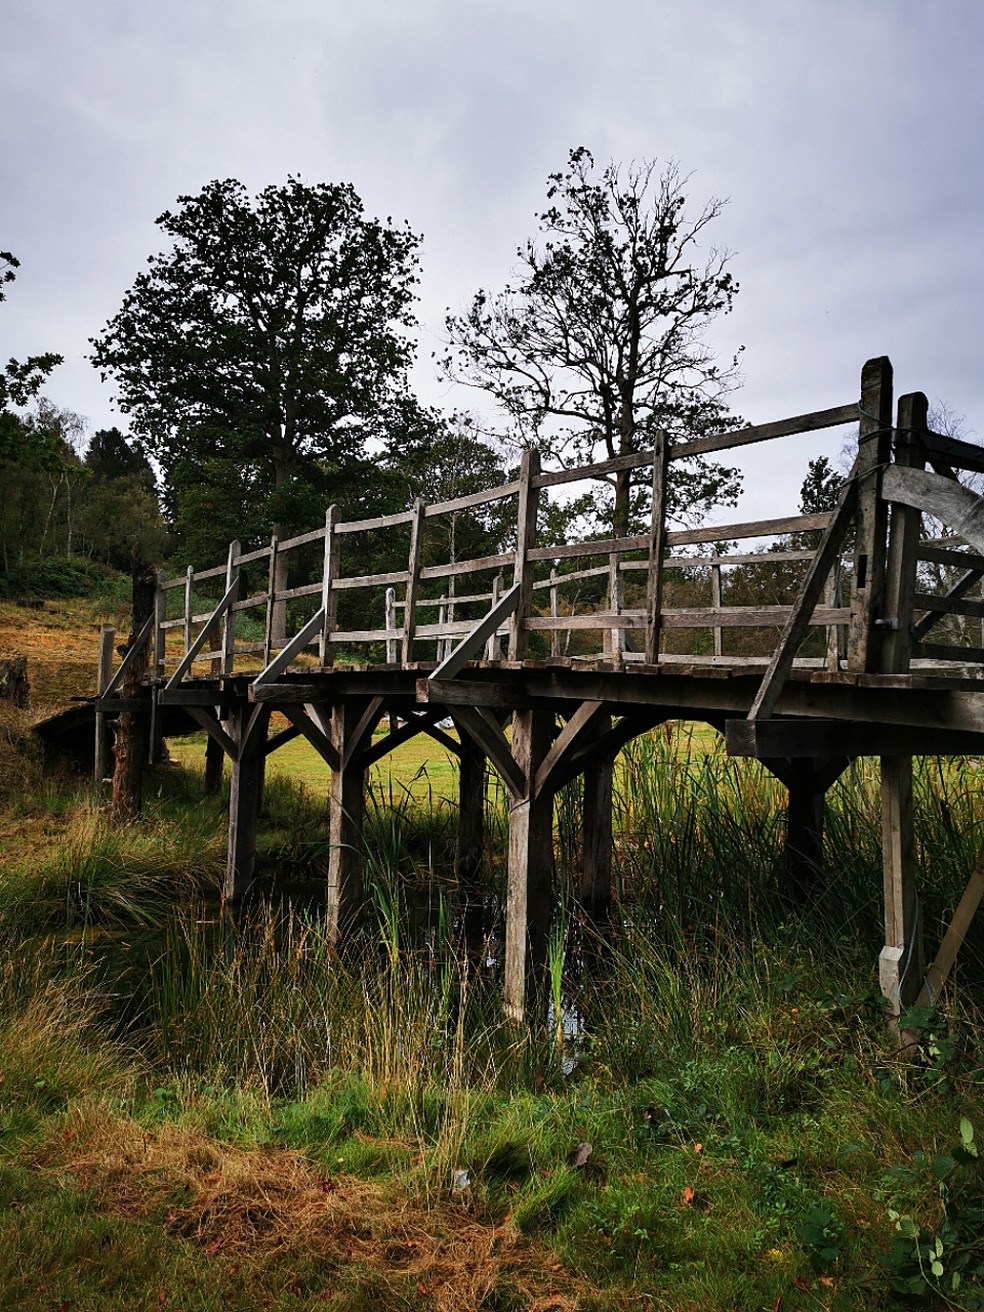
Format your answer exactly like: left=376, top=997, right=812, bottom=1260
left=0, top=556, right=116, bottom=600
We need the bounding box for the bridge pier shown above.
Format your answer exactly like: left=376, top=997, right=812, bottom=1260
left=504, top=708, right=556, bottom=1024
left=580, top=744, right=615, bottom=916
left=224, top=704, right=270, bottom=903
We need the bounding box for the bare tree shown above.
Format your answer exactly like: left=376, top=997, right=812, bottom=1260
left=443, top=147, right=743, bottom=537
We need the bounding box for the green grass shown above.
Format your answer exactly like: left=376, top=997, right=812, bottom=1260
left=2, top=724, right=984, bottom=1309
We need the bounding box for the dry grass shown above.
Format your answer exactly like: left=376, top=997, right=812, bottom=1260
left=34, top=1107, right=591, bottom=1311
left=0, top=596, right=128, bottom=712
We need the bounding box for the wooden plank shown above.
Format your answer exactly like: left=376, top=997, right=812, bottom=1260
left=419, top=551, right=514, bottom=581
left=915, top=865, right=984, bottom=1009
left=251, top=606, right=327, bottom=688
left=528, top=534, right=645, bottom=563
left=883, top=464, right=984, bottom=556
left=333, top=569, right=410, bottom=590
left=532, top=447, right=655, bottom=490
left=710, top=559, right=723, bottom=658
left=164, top=579, right=239, bottom=690
left=342, top=696, right=384, bottom=770
left=912, top=641, right=984, bottom=664
left=747, top=477, right=859, bottom=722
left=94, top=626, right=115, bottom=782
left=334, top=507, right=416, bottom=534
left=277, top=524, right=329, bottom=551
left=727, top=717, right=984, bottom=759
left=671, top=402, right=859, bottom=461
left=185, top=706, right=239, bottom=761
left=278, top=704, right=341, bottom=771
left=429, top=584, right=521, bottom=681
left=234, top=544, right=273, bottom=566
left=533, top=700, right=609, bottom=798
left=918, top=545, right=984, bottom=573
left=509, top=448, right=540, bottom=661
left=921, top=429, right=984, bottom=476
left=401, top=499, right=425, bottom=663
left=425, top=479, right=521, bottom=515
left=447, top=704, right=524, bottom=798
left=661, top=605, right=850, bottom=628
left=667, top=511, right=834, bottom=549
left=914, top=592, right=984, bottom=621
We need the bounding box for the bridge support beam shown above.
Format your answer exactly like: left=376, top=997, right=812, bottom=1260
left=580, top=743, right=615, bottom=917
left=757, top=755, right=850, bottom=906
left=880, top=755, right=923, bottom=1020
left=454, top=735, right=486, bottom=898
left=327, top=700, right=370, bottom=943
left=224, top=705, right=270, bottom=903
left=504, top=708, right=555, bottom=1024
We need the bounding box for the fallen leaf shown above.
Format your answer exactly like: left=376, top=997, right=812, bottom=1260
left=681, top=1186, right=695, bottom=1207
left=416, top=1283, right=428, bottom=1296
left=694, top=1142, right=704, bottom=1154
left=819, top=1276, right=835, bottom=1287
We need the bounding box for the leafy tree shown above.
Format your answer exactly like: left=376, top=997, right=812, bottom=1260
left=0, top=250, right=62, bottom=414
left=443, top=147, right=743, bottom=538
left=89, top=177, right=424, bottom=565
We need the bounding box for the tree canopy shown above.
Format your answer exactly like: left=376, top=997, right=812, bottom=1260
left=1, top=250, right=62, bottom=420
left=444, top=147, right=743, bottom=537
left=89, top=177, right=424, bottom=559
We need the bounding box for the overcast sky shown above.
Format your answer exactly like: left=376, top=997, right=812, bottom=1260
left=2, top=0, right=982, bottom=523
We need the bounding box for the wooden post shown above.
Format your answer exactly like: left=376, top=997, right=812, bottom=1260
left=148, top=569, right=168, bottom=764
left=385, top=587, right=398, bottom=663
left=455, top=734, right=486, bottom=898
left=710, top=556, right=723, bottom=658
left=222, top=541, right=240, bottom=675
left=881, top=392, right=929, bottom=674
left=263, top=535, right=279, bottom=666
left=94, top=625, right=115, bottom=783
left=880, top=754, right=923, bottom=1019
left=645, top=435, right=669, bottom=664
left=224, top=705, right=269, bottom=903
left=549, top=569, right=560, bottom=658
left=509, top=449, right=540, bottom=661
left=204, top=732, right=224, bottom=797
left=183, top=564, right=194, bottom=660
left=608, top=553, right=624, bottom=666
left=504, top=707, right=555, bottom=1024
left=320, top=508, right=339, bottom=669
left=581, top=727, right=615, bottom=916
left=402, top=499, right=425, bottom=664
left=784, top=760, right=827, bottom=906
left=848, top=357, right=893, bottom=672
left=486, top=573, right=503, bottom=661
left=327, top=700, right=369, bottom=943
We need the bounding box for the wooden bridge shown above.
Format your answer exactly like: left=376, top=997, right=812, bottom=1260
left=86, top=356, right=984, bottom=1022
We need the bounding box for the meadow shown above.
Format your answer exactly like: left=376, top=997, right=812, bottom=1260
left=2, top=672, right=984, bottom=1311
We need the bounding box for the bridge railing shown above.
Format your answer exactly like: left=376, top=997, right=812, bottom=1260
left=151, top=396, right=869, bottom=686
left=147, top=357, right=984, bottom=693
